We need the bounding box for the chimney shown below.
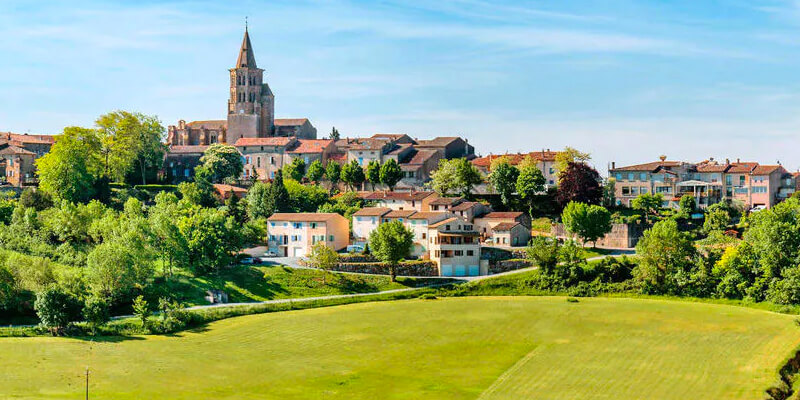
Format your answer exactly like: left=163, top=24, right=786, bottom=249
left=737, top=158, right=740, bottom=163
left=611, top=161, right=616, bottom=169
left=659, top=155, right=667, bottom=162
left=725, top=158, right=730, bottom=165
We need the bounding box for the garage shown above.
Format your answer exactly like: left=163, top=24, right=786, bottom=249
left=468, top=265, right=479, bottom=276
left=454, top=265, right=467, bottom=277
left=441, top=265, right=453, bottom=276
left=292, top=247, right=306, bottom=257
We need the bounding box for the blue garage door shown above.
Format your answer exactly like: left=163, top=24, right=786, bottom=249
left=468, top=265, right=479, bottom=276
left=454, top=265, right=467, bottom=276
left=441, top=265, right=453, bottom=276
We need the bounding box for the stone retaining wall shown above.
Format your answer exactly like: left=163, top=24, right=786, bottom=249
left=489, top=259, right=532, bottom=274
left=333, top=261, right=438, bottom=277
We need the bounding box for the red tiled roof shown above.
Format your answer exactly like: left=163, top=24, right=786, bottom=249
left=415, top=137, right=461, bottom=147
left=364, top=191, right=436, bottom=201
left=274, top=118, right=309, bottom=126
left=408, top=211, right=450, bottom=220
left=288, top=139, right=332, bottom=154
left=0, top=132, right=55, bottom=144
left=481, top=211, right=524, bottom=219
left=727, top=163, right=757, bottom=173
left=610, top=161, right=682, bottom=172
left=234, top=137, right=294, bottom=147
left=168, top=145, right=209, bottom=154
left=403, top=149, right=438, bottom=166
left=353, top=207, right=392, bottom=217
left=696, top=163, right=729, bottom=172
left=0, top=145, right=35, bottom=156
left=267, top=212, right=343, bottom=222
left=371, top=133, right=412, bottom=141
left=752, top=165, right=784, bottom=175
left=472, top=151, right=560, bottom=169
left=450, top=201, right=481, bottom=211
left=429, top=196, right=464, bottom=206
left=186, top=120, right=226, bottom=130
left=492, top=222, right=521, bottom=231
left=385, top=210, right=416, bottom=218
left=213, top=184, right=247, bottom=197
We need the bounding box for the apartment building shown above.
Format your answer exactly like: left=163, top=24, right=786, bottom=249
left=427, top=217, right=482, bottom=276
left=406, top=212, right=452, bottom=257
left=360, top=191, right=439, bottom=211
left=266, top=213, right=349, bottom=257
left=609, top=157, right=794, bottom=209
left=351, top=207, right=391, bottom=244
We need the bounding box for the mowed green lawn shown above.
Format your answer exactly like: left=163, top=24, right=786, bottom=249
left=3, top=297, right=799, bottom=400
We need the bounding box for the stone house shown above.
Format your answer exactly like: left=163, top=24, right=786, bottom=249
left=490, top=222, right=530, bottom=247
left=474, top=211, right=532, bottom=239
left=362, top=191, right=439, bottom=211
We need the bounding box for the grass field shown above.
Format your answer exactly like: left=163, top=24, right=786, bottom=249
left=151, top=264, right=433, bottom=306
left=2, top=297, right=799, bottom=399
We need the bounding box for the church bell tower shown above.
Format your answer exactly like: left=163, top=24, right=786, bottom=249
left=226, top=25, right=275, bottom=143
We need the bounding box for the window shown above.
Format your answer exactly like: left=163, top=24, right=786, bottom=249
left=639, top=173, right=647, bottom=181
left=310, top=223, right=317, bottom=229
left=640, top=187, right=648, bottom=194
left=454, top=250, right=463, bottom=256
left=726, top=175, right=732, bottom=185
left=631, top=187, right=638, bottom=195
left=622, top=186, right=630, bottom=195
left=467, top=250, right=474, bottom=256
left=422, top=233, right=427, bottom=239
left=615, top=173, right=622, bottom=181
left=293, top=223, right=302, bottom=229
left=656, top=186, right=671, bottom=194
left=739, top=176, right=745, bottom=185
left=329, top=235, right=334, bottom=241
left=627, top=173, right=634, bottom=181
left=753, top=187, right=767, bottom=193
left=445, top=225, right=451, bottom=231
left=257, top=157, right=261, bottom=168
left=464, top=225, right=473, bottom=230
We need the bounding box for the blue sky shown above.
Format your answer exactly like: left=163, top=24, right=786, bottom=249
left=2, top=0, right=800, bottom=173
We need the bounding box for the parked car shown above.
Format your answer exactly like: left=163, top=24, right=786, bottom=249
left=346, top=244, right=364, bottom=253
left=750, top=205, right=767, bottom=213
left=262, top=250, right=278, bottom=257
left=240, top=257, right=259, bottom=265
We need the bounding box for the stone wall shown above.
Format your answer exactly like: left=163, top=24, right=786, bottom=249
left=333, top=261, right=438, bottom=277
left=489, top=259, right=532, bottom=274
left=551, top=223, right=645, bottom=249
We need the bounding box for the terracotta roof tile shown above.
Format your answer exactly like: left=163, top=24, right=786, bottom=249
left=752, top=165, right=784, bottom=175
left=0, top=132, right=55, bottom=144
left=481, top=211, right=524, bottom=219
left=492, top=222, right=521, bottom=231
left=610, top=161, right=682, bottom=172
left=385, top=210, right=417, bottom=218
left=274, top=118, right=309, bottom=126
left=267, top=213, right=344, bottom=222
left=352, top=207, right=392, bottom=217
left=450, top=201, right=481, bottom=211
left=186, top=120, right=227, bottom=130
left=429, top=196, right=464, bottom=206
left=288, top=139, right=332, bottom=154
left=364, top=191, right=436, bottom=201
left=0, top=145, right=35, bottom=156
left=168, top=145, right=209, bottom=154
left=472, top=151, right=560, bottom=168
left=234, top=137, right=294, bottom=147
left=408, top=211, right=451, bottom=221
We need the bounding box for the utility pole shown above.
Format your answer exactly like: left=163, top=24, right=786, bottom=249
left=85, top=366, right=89, bottom=400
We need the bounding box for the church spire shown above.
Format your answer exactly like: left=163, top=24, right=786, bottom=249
left=236, top=24, right=257, bottom=69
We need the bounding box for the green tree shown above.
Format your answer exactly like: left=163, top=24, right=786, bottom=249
left=306, top=243, right=339, bottom=283
left=428, top=158, right=483, bottom=197
left=19, top=189, right=52, bottom=211
left=36, top=127, right=103, bottom=203
left=340, top=160, right=366, bottom=191
left=631, top=193, right=663, bottom=224
left=678, top=194, right=696, bottom=219
left=561, top=202, right=612, bottom=247
left=178, top=208, right=242, bottom=276
left=82, top=295, right=110, bottom=334
left=132, top=295, right=150, bottom=327
left=148, top=192, right=188, bottom=277
left=283, top=158, right=306, bottom=182
left=634, top=219, right=697, bottom=293
left=704, top=206, right=731, bottom=233
left=34, top=287, right=79, bottom=335
left=245, top=181, right=273, bottom=220
left=306, top=160, right=325, bottom=183
left=488, top=157, right=520, bottom=208
left=516, top=159, right=546, bottom=217
left=525, top=236, right=559, bottom=275
left=379, top=158, right=403, bottom=191
left=369, top=220, right=413, bottom=282
left=554, top=147, right=590, bottom=176
left=268, top=170, right=290, bottom=214
left=329, top=126, right=340, bottom=141
left=602, top=177, right=617, bottom=207
left=224, top=192, right=247, bottom=225
left=177, top=177, right=217, bottom=208
left=285, top=179, right=329, bottom=212
left=197, top=144, right=243, bottom=183
left=86, top=239, right=154, bottom=301
left=325, top=161, right=342, bottom=192
left=365, top=160, right=381, bottom=190
left=96, top=111, right=165, bottom=184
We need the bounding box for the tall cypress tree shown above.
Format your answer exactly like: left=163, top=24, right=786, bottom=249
left=270, top=169, right=290, bottom=213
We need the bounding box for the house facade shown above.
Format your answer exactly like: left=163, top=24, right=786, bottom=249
left=609, top=157, right=794, bottom=209
left=428, top=217, right=482, bottom=276
left=266, top=213, right=349, bottom=257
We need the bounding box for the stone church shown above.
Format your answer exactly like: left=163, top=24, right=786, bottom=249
left=166, top=27, right=317, bottom=147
